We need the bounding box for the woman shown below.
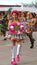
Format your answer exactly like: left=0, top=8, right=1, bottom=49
left=26, top=19, right=35, bottom=48
left=6, top=10, right=26, bottom=65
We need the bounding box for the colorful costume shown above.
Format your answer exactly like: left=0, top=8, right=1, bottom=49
left=6, top=10, right=27, bottom=65
left=6, top=21, right=26, bottom=41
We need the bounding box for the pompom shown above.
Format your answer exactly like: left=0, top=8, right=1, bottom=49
left=20, top=24, right=26, bottom=33
left=10, top=26, right=14, bottom=29
left=8, top=22, right=18, bottom=34
left=20, top=24, right=24, bottom=31
left=9, top=25, right=14, bottom=31
left=20, top=25, right=24, bottom=28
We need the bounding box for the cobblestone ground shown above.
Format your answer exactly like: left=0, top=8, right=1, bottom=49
left=0, top=32, right=37, bottom=65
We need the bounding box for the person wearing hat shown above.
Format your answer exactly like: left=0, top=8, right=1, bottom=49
left=6, top=10, right=22, bottom=65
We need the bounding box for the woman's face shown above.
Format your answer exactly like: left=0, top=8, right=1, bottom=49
left=12, top=13, right=18, bottom=19
left=21, top=12, right=24, bottom=17
left=29, top=14, right=33, bottom=19
left=26, top=13, right=30, bottom=19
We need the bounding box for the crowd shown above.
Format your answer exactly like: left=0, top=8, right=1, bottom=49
left=0, top=10, right=37, bottom=65
left=0, top=11, right=37, bottom=39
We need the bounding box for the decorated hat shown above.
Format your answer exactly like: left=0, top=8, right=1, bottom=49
left=27, top=12, right=31, bottom=15
left=11, top=10, right=19, bottom=15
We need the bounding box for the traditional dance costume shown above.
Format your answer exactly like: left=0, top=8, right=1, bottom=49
left=6, top=21, right=26, bottom=41
left=6, top=10, right=27, bottom=65
left=6, top=21, right=26, bottom=65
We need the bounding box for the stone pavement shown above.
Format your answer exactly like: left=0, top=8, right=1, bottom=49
left=0, top=32, right=37, bottom=65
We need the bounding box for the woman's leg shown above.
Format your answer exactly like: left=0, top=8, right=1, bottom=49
left=26, top=33, right=35, bottom=48
left=16, top=40, right=21, bottom=61
left=29, top=35, right=34, bottom=48
left=28, top=34, right=35, bottom=48
left=11, top=40, right=16, bottom=65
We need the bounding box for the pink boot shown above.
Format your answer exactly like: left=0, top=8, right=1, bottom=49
left=16, top=55, right=20, bottom=62
left=11, top=59, right=16, bottom=65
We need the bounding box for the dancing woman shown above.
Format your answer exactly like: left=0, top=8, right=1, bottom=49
left=6, top=10, right=26, bottom=65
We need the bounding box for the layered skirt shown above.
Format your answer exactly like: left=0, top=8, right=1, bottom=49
left=6, top=32, right=26, bottom=41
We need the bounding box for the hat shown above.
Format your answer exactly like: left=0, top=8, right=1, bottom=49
left=27, top=12, right=31, bottom=15
left=11, top=10, right=19, bottom=15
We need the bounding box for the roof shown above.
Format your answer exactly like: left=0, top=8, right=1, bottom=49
left=0, top=5, right=37, bottom=14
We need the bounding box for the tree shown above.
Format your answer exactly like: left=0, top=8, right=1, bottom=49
left=35, top=1, right=37, bottom=7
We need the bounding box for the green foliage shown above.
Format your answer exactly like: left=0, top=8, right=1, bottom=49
left=35, top=1, right=37, bottom=7
left=0, top=22, right=8, bottom=33
left=3, top=8, right=12, bottom=18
